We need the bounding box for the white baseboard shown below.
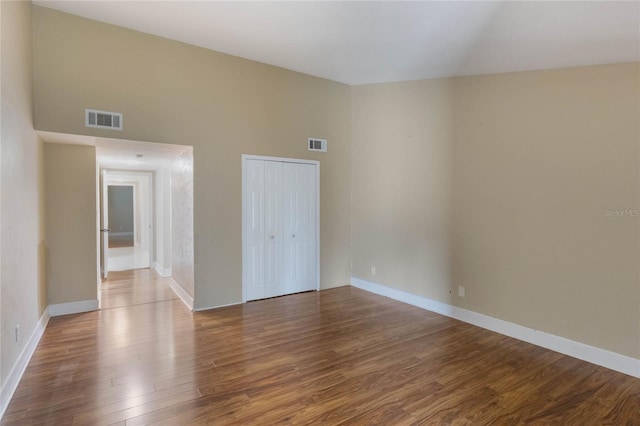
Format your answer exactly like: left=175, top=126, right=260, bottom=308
left=169, top=279, right=193, bottom=311
left=48, top=299, right=99, bottom=317
left=153, top=262, right=172, bottom=277
left=351, top=277, right=640, bottom=378
left=194, top=301, right=243, bottom=312
left=0, top=309, right=50, bottom=419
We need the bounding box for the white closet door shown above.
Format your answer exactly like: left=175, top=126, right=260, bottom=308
left=244, top=159, right=265, bottom=301
left=263, top=161, right=284, bottom=298
left=244, top=157, right=318, bottom=302
left=283, top=162, right=317, bottom=294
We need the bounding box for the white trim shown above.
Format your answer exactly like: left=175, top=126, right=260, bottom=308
left=48, top=299, right=99, bottom=317
left=241, top=156, right=248, bottom=304
left=0, top=310, right=50, bottom=419
left=101, top=169, right=109, bottom=279
left=169, top=278, right=193, bottom=311
left=241, top=154, right=319, bottom=165
left=351, top=277, right=640, bottom=378
left=153, top=262, right=172, bottom=277
left=241, top=155, right=321, bottom=304
left=315, top=162, right=320, bottom=294
left=194, top=301, right=243, bottom=312
left=96, top=159, right=102, bottom=306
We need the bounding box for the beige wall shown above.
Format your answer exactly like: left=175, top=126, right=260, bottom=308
left=351, top=79, right=455, bottom=303
left=33, top=6, right=352, bottom=310
left=0, top=0, right=47, bottom=400
left=352, top=63, right=640, bottom=359
left=44, top=143, right=97, bottom=305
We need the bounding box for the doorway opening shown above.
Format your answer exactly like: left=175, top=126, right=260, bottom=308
left=96, top=138, right=194, bottom=310
left=102, top=172, right=152, bottom=273
left=36, top=131, right=195, bottom=311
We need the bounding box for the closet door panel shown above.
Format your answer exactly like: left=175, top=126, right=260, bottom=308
left=263, top=161, right=284, bottom=298
left=245, top=159, right=265, bottom=301
left=283, top=163, right=317, bottom=293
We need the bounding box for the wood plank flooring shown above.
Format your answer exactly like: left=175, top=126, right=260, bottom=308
left=2, top=270, right=639, bottom=425
left=100, top=269, right=177, bottom=309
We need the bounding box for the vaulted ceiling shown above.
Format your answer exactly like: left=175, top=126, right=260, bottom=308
left=34, top=1, right=640, bottom=85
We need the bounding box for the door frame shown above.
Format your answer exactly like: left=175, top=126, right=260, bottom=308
left=100, top=169, right=110, bottom=279
left=241, top=154, right=320, bottom=303
left=100, top=170, right=154, bottom=275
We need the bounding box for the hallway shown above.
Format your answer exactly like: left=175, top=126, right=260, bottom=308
left=107, top=246, right=151, bottom=273
left=101, top=269, right=178, bottom=309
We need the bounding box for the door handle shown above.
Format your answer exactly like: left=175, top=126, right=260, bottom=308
left=100, top=229, right=111, bottom=232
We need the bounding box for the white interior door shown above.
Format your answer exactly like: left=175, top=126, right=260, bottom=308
left=263, top=161, right=284, bottom=298
left=101, top=170, right=109, bottom=279
left=245, top=159, right=265, bottom=301
left=283, top=162, right=317, bottom=294
left=103, top=173, right=153, bottom=271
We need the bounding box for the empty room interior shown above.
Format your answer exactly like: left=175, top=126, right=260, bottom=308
left=1, top=0, right=639, bottom=424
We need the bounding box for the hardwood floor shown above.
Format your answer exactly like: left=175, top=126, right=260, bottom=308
left=2, top=271, right=639, bottom=425
left=100, top=269, right=178, bottom=309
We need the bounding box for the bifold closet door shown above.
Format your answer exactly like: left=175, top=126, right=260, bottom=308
left=263, top=161, right=284, bottom=298
left=283, top=162, right=317, bottom=294
left=245, top=159, right=285, bottom=301
left=244, top=158, right=317, bottom=302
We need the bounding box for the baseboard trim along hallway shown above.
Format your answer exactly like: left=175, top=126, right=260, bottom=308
left=169, top=279, right=194, bottom=311
left=2, top=299, right=101, bottom=419
left=48, top=299, right=99, bottom=317
left=0, top=310, right=49, bottom=419
left=153, top=262, right=172, bottom=277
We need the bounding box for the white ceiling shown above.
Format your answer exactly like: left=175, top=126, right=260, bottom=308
left=38, top=131, right=190, bottom=171
left=34, top=1, right=640, bottom=85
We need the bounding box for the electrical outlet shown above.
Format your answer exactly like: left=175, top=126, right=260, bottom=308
left=458, top=286, right=465, bottom=297
left=371, top=266, right=376, bottom=276
left=15, top=324, right=20, bottom=342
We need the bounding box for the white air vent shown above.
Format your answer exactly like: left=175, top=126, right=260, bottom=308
left=308, top=138, right=327, bottom=152
left=85, top=109, right=123, bottom=130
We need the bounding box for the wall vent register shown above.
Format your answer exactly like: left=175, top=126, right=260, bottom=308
left=85, top=109, right=123, bottom=130
left=308, top=138, right=327, bottom=152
